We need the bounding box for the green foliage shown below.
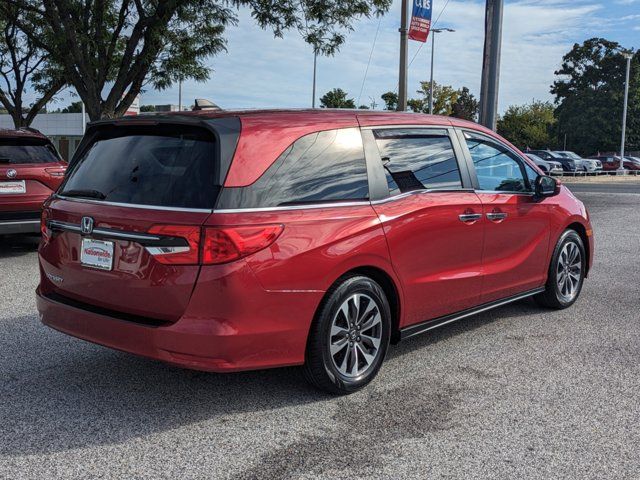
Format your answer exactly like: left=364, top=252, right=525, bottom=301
left=381, top=91, right=398, bottom=111
left=552, top=38, right=639, bottom=155
left=452, top=87, right=479, bottom=121
left=140, top=104, right=157, bottom=112
left=8, top=0, right=391, bottom=120
left=497, top=101, right=556, bottom=150
left=0, top=4, right=65, bottom=127
left=406, top=82, right=478, bottom=119
left=319, top=88, right=356, bottom=108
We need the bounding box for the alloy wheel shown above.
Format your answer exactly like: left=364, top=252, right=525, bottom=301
left=556, top=241, right=582, bottom=301
left=328, top=293, right=382, bottom=378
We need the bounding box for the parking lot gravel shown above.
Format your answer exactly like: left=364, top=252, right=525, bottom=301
left=1, top=186, right=639, bottom=479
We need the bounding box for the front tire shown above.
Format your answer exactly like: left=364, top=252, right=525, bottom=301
left=535, top=230, right=586, bottom=309
left=304, top=275, right=391, bottom=394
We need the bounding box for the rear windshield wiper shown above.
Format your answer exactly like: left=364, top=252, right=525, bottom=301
left=62, top=188, right=106, bottom=200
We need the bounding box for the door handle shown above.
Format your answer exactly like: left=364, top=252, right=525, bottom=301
left=486, top=212, right=508, bottom=222
left=458, top=213, right=482, bottom=224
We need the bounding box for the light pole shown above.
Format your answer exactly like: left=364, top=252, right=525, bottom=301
left=478, top=0, right=504, bottom=130
left=428, top=28, right=455, bottom=115
left=312, top=51, right=317, bottom=108
left=618, top=51, right=633, bottom=174
left=398, top=0, right=409, bottom=111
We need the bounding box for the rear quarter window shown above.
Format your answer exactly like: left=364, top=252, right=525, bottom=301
left=217, top=128, right=369, bottom=209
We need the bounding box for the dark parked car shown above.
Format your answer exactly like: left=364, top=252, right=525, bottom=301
left=0, top=128, right=66, bottom=235
left=525, top=153, right=563, bottom=175
left=37, top=110, right=593, bottom=394
left=528, top=150, right=580, bottom=172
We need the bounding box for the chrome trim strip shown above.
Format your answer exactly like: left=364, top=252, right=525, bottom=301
left=213, top=189, right=477, bottom=213
left=54, top=194, right=213, bottom=213
left=0, top=220, right=40, bottom=225
left=145, top=246, right=190, bottom=255
left=401, top=287, right=546, bottom=340
left=213, top=200, right=371, bottom=214
left=48, top=220, right=162, bottom=242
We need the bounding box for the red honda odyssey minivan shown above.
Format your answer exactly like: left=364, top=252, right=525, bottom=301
left=37, top=110, right=593, bottom=393
left=1, top=128, right=66, bottom=235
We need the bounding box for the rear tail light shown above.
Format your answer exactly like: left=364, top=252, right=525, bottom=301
left=147, top=225, right=201, bottom=265
left=202, top=225, right=284, bottom=265
left=40, top=209, right=50, bottom=242
left=146, top=224, right=283, bottom=266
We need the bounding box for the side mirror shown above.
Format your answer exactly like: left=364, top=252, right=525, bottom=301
left=534, top=175, right=559, bottom=199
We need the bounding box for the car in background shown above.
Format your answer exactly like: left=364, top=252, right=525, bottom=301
left=589, top=156, right=640, bottom=172
left=528, top=150, right=580, bottom=172
left=37, top=110, right=593, bottom=394
left=525, top=153, right=563, bottom=175
left=554, top=151, right=602, bottom=174
left=0, top=128, right=66, bottom=235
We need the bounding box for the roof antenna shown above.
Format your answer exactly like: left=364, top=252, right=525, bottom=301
left=193, top=99, right=223, bottom=111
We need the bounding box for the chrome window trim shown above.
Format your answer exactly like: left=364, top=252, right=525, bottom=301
left=0, top=220, right=40, bottom=226
left=212, top=188, right=476, bottom=213
left=54, top=194, right=213, bottom=213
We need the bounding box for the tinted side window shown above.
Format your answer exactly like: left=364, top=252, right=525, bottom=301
left=217, top=128, right=369, bottom=208
left=373, top=129, right=462, bottom=195
left=523, top=162, right=539, bottom=190
left=465, top=133, right=527, bottom=192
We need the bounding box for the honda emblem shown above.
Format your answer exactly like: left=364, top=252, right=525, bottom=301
left=81, top=216, right=94, bottom=235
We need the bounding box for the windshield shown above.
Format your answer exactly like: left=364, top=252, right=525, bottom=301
left=0, top=139, right=60, bottom=164
left=61, top=124, right=219, bottom=209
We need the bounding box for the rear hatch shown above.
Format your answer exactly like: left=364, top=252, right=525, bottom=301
left=39, top=117, right=240, bottom=323
left=0, top=137, right=65, bottom=210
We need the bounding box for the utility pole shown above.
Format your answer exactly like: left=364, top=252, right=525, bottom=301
left=478, top=0, right=504, bottom=130
left=428, top=28, right=455, bottom=115
left=312, top=51, right=317, bottom=108
left=397, top=0, right=409, bottom=111
left=618, top=51, right=633, bottom=174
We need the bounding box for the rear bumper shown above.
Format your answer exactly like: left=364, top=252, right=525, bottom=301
left=0, top=219, right=40, bottom=234
left=36, top=272, right=323, bottom=372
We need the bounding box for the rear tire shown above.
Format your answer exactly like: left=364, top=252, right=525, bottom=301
left=535, top=230, right=586, bottom=309
left=304, top=275, right=391, bottom=394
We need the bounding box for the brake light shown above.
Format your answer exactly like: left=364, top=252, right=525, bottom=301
left=202, top=225, right=284, bottom=265
left=147, top=225, right=201, bottom=265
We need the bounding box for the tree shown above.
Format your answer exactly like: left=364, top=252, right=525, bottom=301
left=7, top=0, right=391, bottom=121
left=319, top=88, right=356, bottom=109
left=140, top=104, right=156, bottom=112
left=451, top=87, right=479, bottom=121
left=497, top=101, right=556, bottom=150
left=0, top=5, right=64, bottom=128
left=60, top=101, right=82, bottom=113
left=381, top=91, right=398, bottom=111
left=551, top=38, right=639, bottom=155
left=406, top=82, right=465, bottom=116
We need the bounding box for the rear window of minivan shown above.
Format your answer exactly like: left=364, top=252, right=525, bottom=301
left=60, top=124, right=219, bottom=209
left=0, top=138, right=60, bottom=164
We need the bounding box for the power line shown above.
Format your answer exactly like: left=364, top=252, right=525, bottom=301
left=357, top=16, right=383, bottom=107
left=408, top=0, right=452, bottom=69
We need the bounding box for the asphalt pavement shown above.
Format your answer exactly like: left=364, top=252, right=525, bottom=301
left=1, top=187, right=639, bottom=479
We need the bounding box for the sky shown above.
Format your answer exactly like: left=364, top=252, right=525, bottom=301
left=56, top=0, right=639, bottom=113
